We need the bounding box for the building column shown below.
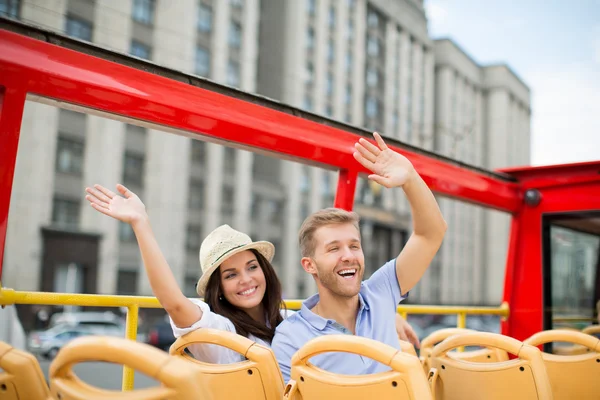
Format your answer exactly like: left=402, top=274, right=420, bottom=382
left=137, top=1, right=195, bottom=295
left=78, top=0, right=132, bottom=295
left=351, top=0, right=366, bottom=127
left=282, top=162, right=302, bottom=298
left=4, top=103, right=59, bottom=290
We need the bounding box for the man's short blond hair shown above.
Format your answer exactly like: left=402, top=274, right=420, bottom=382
left=299, top=208, right=360, bottom=257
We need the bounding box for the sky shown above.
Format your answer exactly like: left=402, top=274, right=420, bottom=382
left=424, top=0, right=600, bottom=166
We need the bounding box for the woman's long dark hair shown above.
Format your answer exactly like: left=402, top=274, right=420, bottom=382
left=204, top=249, right=286, bottom=343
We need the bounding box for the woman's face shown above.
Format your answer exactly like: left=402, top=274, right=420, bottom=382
left=219, top=250, right=267, bottom=312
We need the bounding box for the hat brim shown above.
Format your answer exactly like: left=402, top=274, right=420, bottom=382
left=195, top=241, right=275, bottom=297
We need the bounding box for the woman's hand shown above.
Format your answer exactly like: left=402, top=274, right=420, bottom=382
left=85, top=184, right=148, bottom=227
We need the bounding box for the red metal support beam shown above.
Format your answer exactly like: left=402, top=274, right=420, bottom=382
left=0, top=29, right=520, bottom=215
left=334, top=169, right=358, bottom=211
left=0, top=85, right=27, bottom=280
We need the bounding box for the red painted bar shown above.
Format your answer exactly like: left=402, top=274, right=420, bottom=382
left=0, top=29, right=521, bottom=214
left=0, top=86, right=27, bottom=280
left=334, top=169, right=358, bottom=211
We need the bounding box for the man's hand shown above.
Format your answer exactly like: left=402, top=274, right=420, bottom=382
left=395, top=314, right=420, bottom=349
left=353, top=132, right=417, bottom=188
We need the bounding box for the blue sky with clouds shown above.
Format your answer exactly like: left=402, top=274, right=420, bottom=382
left=424, top=0, right=600, bottom=166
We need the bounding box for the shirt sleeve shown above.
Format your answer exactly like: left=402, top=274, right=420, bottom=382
left=169, top=298, right=243, bottom=364
left=271, top=324, right=297, bottom=383
left=363, top=259, right=407, bottom=306
left=169, top=298, right=236, bottom=337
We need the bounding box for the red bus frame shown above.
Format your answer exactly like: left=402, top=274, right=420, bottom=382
left=1, top=20, right=599, bottom=341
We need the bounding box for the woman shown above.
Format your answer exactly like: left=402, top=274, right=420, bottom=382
left=85, top=183, right=420, bottom=363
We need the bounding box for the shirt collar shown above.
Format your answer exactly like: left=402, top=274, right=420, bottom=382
left=299, top=291, right=370, bottom=331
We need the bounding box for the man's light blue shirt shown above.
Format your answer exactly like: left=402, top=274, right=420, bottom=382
left=271, top=259, right=408, bottom=382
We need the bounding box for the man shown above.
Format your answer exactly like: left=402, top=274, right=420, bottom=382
left=271, top=132, right=447, bottom=382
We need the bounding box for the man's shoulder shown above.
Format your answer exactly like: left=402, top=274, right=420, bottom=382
left=275, top=310, right=303, bottom=333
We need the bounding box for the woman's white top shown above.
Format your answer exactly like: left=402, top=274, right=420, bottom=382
left=169, top=298, right=294, bottom=364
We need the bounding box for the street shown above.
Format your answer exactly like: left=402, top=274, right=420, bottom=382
left=39, top=359, right=159, bottom=390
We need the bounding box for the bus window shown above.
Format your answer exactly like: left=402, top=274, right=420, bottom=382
left=543, top=212, right=600, bottom=340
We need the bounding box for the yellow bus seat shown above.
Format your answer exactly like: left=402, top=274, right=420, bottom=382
left=399, top=339, right=418, bottom=357
left=428, top=332, right=553, bottom=400
left=524, top=329, right=600, bottom=400
left=420, top=328, right=507, bottom=373
left=169, top=328, right=284, bottom=400
left=49, top=336, right=208, bottom=399
left=283, top=334, right=432, bottom=400
left=0, top=341, right=52, bottom=400
left=582, top=325, right=600, bottom=336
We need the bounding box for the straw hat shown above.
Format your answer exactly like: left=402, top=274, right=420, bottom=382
left=195, top=225, right=275, bottom=297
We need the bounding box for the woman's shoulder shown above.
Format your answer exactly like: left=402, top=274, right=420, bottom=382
left=280, top=308, right=296, bottom=319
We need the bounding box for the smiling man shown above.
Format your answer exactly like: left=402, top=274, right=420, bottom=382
left=271, top=132, right=447, bottom=382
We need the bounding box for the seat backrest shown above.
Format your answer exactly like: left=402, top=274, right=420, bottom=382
left=283, top=334, right=432, bottom=400
left=169, top=328, right=284, bottom=400
left=420, top=328, right=507, bottom=373
left=582, top=324, right=600, bottom=336
left=524, top=329, right=600, bottom=400
left=428, top=332, right=553, bottom=400
left=49, top=336, right=208, bottom=400
left=398, top=339, right=418, bottom=357
left=0, top=341, right=52, bottom=400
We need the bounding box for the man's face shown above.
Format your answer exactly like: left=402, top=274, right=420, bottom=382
left=308, top=223, right=365, bottom=298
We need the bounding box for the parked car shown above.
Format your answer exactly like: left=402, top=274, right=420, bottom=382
left=27, top=323, right=123, bottom=359
left=28, top=311, right=126, bottom=359
left=146, top=316, right=175, bottom=351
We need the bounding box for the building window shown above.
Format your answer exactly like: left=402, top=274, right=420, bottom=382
left=227, top=60, right=240, bottom=87
left=366, top=67, right=378, bottom=87
left=56, top=136, right=84, bottom=174
left=229, top=21, right=241, bottom=48
left=197, top=3, right=212, bottom=33
left=346, top=19, right=353, bottom=40
left=132, top=0, right=154, bottom=24
left=195, top=46, right=210, bottom=76
left=325, top=105, right=333, bottom=117
left=321, top=173, right=333, bottom=197
left=222, top=186, right=234, bottom=215
left=327, top=39, right=335, bottom=62
left=300, top=168, right=310, bottom=193
left=186, top=225, right=201, bottom=251
left=119, top=221, right=136, bottom=242
left=189, top=181, right=204, bottom=209
left=306, top=27, right=314, bottom=49
left=328, top=6, right=335, bottom=28
left=130, top=41, right=151, bottom=59
left=116, top=269, right=138, bottom=295
left=0, top=0, right=19, bottom=18
left=345, top=52, right=352, bottom=72
left=305, top=62, right=314, bottom=84
left=65, top=16, right=92, bottom=41
left=365, top=96, right=378, bottom=118
left=52, top=198, right=80, bottom=229
left=191, top=140, right=206, bottom=164
left=367, top=10, right=379, bottom=27
left=307, top=0, right=315, bottom=15
left=367, top=37, right=379, bottom=56
left=123, top=152, right=144, bottom=187
left=303, top=95, right=313, bottom=111
left=224, top=147, right=236, bottom=173
left=266, top=199, right=282, bottom=223
left=345, top=85, right=352, bottom=105
left=326, top=73, right=333, bottom=96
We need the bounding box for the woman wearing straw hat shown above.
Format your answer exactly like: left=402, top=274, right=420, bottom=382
left=84, top=183, right=420, bottom=363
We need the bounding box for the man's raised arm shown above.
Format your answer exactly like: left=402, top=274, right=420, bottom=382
left=353, top=132, right=447, bottom=296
